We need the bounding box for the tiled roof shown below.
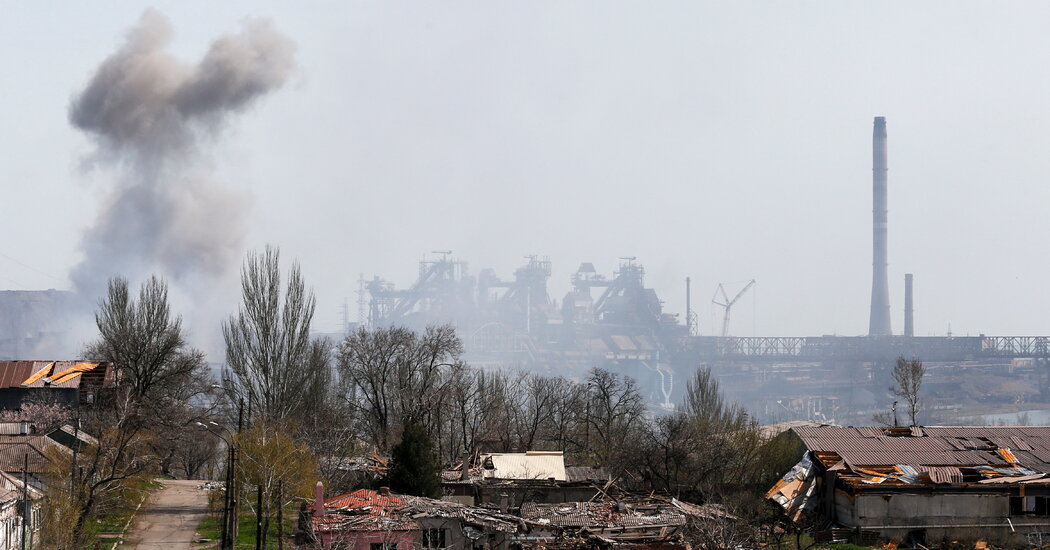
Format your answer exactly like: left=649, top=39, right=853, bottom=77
left=519, top=499, right=708, bottom=529
left=314, top=489, right=523, bottom=534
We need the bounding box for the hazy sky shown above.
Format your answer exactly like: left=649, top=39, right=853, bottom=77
left=4, top=2, right=1050, bottom=340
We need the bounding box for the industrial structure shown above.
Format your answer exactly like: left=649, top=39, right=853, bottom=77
left=869, top=116, right=892, bottom=336
left=357, top=117, right=1050, bottom=422
left=0, top=117, right=1044, bottom=424
left=360, top=255, right=683, bottom=407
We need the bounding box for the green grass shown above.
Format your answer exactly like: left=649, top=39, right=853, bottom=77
left=87, top=476, right=164, bottom=537
left=813, top=544, right=876, bottom=550
left=195, top=512, right=296, bottom=549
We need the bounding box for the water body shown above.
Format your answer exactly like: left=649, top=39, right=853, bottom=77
left=972, top=409, right=1050, bottom=425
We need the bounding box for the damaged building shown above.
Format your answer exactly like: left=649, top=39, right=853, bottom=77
left=517, top=496, right=733, bottom=549
left=768, top=425, right=1050, bottom=544
left=0, top=361, right=116, bottom=410
left=442, top=451, right=608, bottom=507
left=305, top=485, right=529, bottom=549
left=304, top=483, right=729, bottom=550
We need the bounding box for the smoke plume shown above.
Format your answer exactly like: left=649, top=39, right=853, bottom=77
left=69, top=9, right=296, bottom=296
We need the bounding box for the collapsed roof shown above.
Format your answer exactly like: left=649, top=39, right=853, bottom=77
left=768, top=425, right=1050, bottom=520
left=519, top=496, right=734, bottom=544
left=312, top=488, right=527, bottom=535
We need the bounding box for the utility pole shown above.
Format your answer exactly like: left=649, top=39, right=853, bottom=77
left=21, top=454, right=28, bottom=550
left=220, top=442, right=232, bottom=550
left=70, top=415, right=80, bottom=506
left=255, top=485, right=263, bottom=550
left=276, top=481, right=284, bottom=550
left=232, top=398, right=243, bottom=546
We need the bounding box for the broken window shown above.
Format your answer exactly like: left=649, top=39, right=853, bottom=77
left=1010, top=497, right=1050, bottom=516
left=421, top=528, right=446, bottom=549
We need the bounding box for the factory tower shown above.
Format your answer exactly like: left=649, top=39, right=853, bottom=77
left=869, top=116, right=892, bottom=336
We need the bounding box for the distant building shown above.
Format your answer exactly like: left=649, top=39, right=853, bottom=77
left=768, top=425, right=1050, bottom=545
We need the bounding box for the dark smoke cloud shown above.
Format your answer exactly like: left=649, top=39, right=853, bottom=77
left=69, top=9, right=296, bottom=296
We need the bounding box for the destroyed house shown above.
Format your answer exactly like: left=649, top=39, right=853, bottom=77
left=442, top=451, right=607, bottom=507
left=306, top=485, right=529, bottom=550
left=516, top=496, right=732, bottom=549
left=768, top=425, right=1050, bottom=543
left=0, top=361, right=115, bottom=409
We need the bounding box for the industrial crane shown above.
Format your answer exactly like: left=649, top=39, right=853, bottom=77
left=712, top=279, right=755, bottom=337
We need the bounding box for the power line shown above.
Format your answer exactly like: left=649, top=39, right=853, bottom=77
left=0, top=250, right=65, bottom=286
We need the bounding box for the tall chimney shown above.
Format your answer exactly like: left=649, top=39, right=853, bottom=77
left=904, top=273, right=914, bottom=337
left=686, top=277, right=692, bottom=335
left=868, top=116, right=892, bottom=336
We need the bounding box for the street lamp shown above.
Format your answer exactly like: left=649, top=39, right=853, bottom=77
left=213, top=384, right=250, bottom=432
left=198, top=422, right=237, bottom=550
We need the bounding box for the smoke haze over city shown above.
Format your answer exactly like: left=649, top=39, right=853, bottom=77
left=4, top=2, right=1050, bottom=339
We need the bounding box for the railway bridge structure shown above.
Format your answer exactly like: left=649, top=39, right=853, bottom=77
left=682, top=335, right=1050, bottom=363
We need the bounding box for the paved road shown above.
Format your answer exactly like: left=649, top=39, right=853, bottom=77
left=127, top=479, right=210, bottom=550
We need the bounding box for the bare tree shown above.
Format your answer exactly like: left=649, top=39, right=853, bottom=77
left=542, top=377, right=587, bottom=457
left=507, top=372, right=557, bottom=451
left=223, top=246, right=331, bottom=421
left=86, top=276, right=208, bottom=401
left=336, top=324, right=462, bottom=452
left=891, top=356, right=926, bottom=426
left=60, top=390, right=158, bottom=548
left=586, top=368, right=646, bottom=471
left=84, top=275, right=217, bottom=488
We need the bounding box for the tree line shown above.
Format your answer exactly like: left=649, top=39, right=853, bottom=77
left=36, top=246, right=798, bottom=549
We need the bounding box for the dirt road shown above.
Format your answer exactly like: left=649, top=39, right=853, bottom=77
left=126, top=479, right=210, bottom=550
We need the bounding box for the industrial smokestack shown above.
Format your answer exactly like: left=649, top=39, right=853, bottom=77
left=904, top=273, right=914, bottom=337
left=686, top=277, right=692, bottom=335
left=868, top=116, right=892, bottom=336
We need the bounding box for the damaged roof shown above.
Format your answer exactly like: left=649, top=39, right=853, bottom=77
left=314, top=488, right=525, bottom=535
left=520, top=496, right=732, bottom=531
left=486, top=451, right=566, bottom=481
left=521, top=500, right=686, bottom=529
left=794, top=425, right=1050, bottom=470
left=0, top=361, right=114, bottom=389
left=445, top=451, right=602, bottom=484
left=768, top=425, right=1050, bottom=519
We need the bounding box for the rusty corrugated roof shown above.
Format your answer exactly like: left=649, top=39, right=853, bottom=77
left=0, top=437, right=60, bottom=473
left=793, top=425, right=1050, bottom=470
left=0, top=361, right=112, bottom=389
